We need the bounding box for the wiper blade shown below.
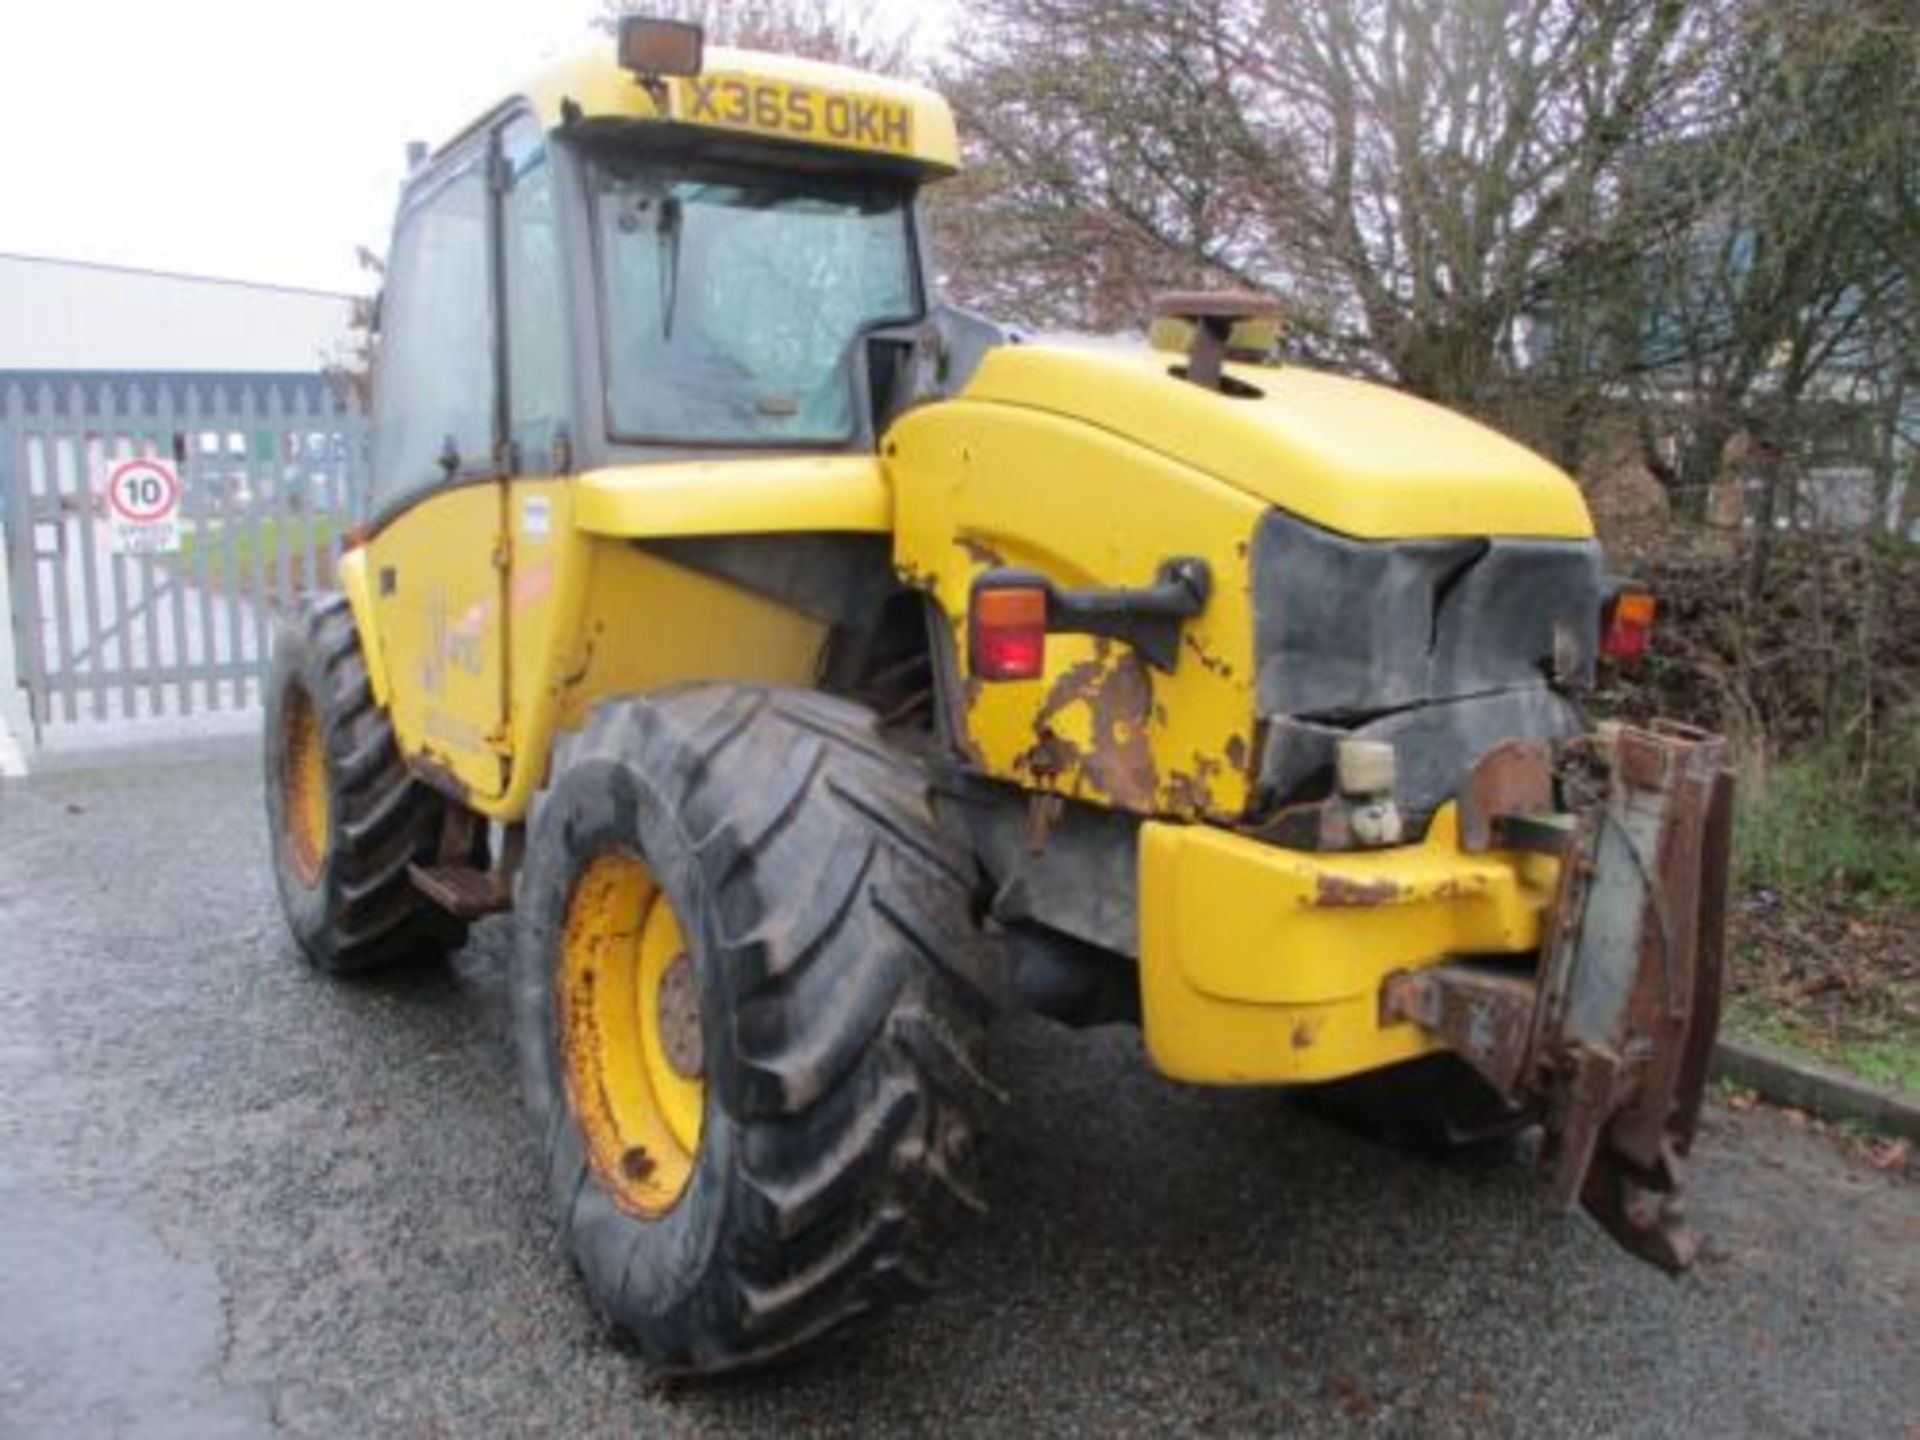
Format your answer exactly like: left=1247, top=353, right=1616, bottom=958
left=657, top=194, right=682, bottom=340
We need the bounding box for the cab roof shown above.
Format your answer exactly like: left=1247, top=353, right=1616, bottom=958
left=506, top=42, right=960, bottom=175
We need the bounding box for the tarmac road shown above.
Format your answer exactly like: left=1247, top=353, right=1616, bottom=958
left=1, top=737, right=1914, bottom=1438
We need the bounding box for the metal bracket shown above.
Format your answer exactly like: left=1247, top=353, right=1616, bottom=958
left=1382, top=965, right=1537, bottom=1095
left=1390, top=724, right=1736, bottom=1275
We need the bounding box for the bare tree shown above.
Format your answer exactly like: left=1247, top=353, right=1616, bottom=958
left=1619, top=1, right=1915, bottom=532
left=322, top=246, right=386, bottom=413
left=936, top=1, right=1730, bottom=458
left=604, top=0, right=1913, bottom=531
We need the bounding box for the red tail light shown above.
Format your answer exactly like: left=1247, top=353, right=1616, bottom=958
left=1601, top=587, right=1656, bottom=661
left=970, top=581, right=1048, bottom=681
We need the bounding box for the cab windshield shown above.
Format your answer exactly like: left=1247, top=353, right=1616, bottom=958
left=591, top=155, right=920, bottom=446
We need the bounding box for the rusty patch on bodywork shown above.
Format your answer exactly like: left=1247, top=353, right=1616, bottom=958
left=955, top=535, right=1007, bottom=570
left=1019, top=726, right=1082, bottom=783
left=1182, top=631, right=1233, bottom=679
left=1313, top=873, right=1403, bottom=907
left=945, top=614, right=988, bottom=766
left=1165, top=773, right=1209, bottom=813
left=1035, top=657, right=1106, bottom=725
left=1429, top=873, right=1491, bottom=901
left=1080, top=654, right=1157, bottom=809
left=1165, top=751, right=1225, bottom=816
left=1026, top=649, right=1160, bottom=811
left=895, top=557, right=940, bottom=593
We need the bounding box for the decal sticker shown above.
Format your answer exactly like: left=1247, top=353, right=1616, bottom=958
left=522, top=494, right=553, bottom=540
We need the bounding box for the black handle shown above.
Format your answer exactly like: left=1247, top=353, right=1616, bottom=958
left=974, top=558, right=1212, bottom=673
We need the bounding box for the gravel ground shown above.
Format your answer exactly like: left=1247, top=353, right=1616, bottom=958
left=1, top=737, right=1914, bottom=1438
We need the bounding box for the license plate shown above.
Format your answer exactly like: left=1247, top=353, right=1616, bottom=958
left=678, top=74, right=915, bottom=157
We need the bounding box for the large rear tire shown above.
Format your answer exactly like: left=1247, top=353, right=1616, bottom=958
left=263, top=595, right=469, bottom=974
left=514, top=685, right=1000, bottom=1375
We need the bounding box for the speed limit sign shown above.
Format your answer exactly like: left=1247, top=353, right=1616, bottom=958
left=104, top=457, right=183, bottom=554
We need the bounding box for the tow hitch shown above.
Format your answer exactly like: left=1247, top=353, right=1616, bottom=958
left=1383, top=722, right=1736, bottom=1273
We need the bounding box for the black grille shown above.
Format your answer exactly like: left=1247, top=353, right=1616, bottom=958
left=1250, top=508, right=1603, bottom=722
left=1248, top=508, right=1602, bottom=826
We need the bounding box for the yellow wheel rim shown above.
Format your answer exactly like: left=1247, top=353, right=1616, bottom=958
left=560, top=853, right=705, bottom=1217
left=281, top=687, right=330, bottom=887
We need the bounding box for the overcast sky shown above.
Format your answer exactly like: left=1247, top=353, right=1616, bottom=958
left=2, top=1, right=952, bottom=297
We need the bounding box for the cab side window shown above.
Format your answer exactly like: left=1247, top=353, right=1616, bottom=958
left=501, top=119, right=570, bottom=472
left=370, top=156, right=495, bottom=511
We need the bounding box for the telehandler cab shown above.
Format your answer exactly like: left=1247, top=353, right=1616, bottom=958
left=264, top=17, right=1735, bottom=1374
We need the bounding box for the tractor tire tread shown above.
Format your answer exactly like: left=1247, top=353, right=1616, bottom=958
left=265, top=593, right=470, bottom=974
left=518, top=683, right=997, bottom=1375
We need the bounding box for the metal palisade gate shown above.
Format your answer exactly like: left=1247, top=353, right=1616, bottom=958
left=1, top=372, right=368, bottom=734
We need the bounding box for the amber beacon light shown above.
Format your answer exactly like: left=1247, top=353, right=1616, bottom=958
left=618, top=16, right=705, bottom=78
left=1601, top=585, right=1657, bottom=661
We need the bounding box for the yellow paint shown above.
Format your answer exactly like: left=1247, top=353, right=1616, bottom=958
left=364, top=484, right=509, bottom=800
left=509, top=44, right=959, bottom=174
left=470, top=477, right=828, bottom=820
left=960, top=346, right=1594, bottom=541
left=279, top=686, right=330, bottom=886
left=559, top=853, right=703, bottom=1217
left=366, top=468, right=833, bottom=823
left=549, top=544, right=827, bottom=737
left=1137, top=806, right=1556, bottom=1084
left=888, top=398, right=1266, bottom=820
left=574, top=456, right=891, bottom=539
left=336, top=548, right=391, bottom=706
left=887, top=342, right=1595, bottom=816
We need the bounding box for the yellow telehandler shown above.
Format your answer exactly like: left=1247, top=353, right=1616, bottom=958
left=263, top=17, right=1734, bottom=1374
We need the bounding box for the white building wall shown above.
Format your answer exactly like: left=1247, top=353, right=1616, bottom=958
left=0, top=254, right=357, bottom=373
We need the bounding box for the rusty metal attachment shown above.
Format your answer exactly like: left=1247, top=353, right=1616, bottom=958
left=1455, top=737, right=1556, bottom=852
left=408, top=819, right=524, bottom=921
left=1382, top=964, right=1536, bottom=1096
left=1149, top=291, right=1284, bottom=391
left=1384, top=722, right=1736, bottom=1274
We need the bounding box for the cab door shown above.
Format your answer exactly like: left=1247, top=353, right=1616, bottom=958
left=362, top=137, right=509, bottom=800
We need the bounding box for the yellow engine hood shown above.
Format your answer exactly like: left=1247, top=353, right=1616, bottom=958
left=959, top=344, right=1593, bottom=541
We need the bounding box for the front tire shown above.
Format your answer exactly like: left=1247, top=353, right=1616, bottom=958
left=514, top=685, right=1000, bottom=1374
left=263, top=595, right=468, bottom=973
